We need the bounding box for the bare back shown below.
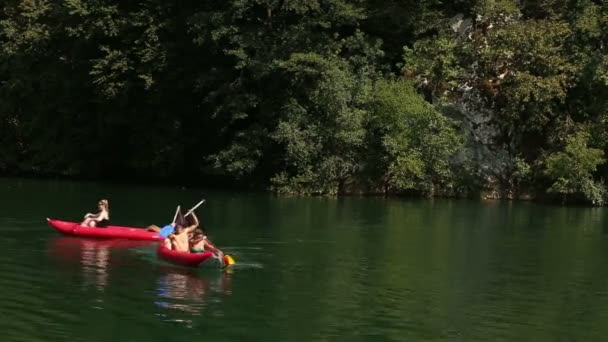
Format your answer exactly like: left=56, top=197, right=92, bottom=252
left=170, top=213, right=199, bottom=252
left=171, top=232, right=190, bottom=252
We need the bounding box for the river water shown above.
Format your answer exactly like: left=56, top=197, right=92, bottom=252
left=1, top=178, right=608, bottom=341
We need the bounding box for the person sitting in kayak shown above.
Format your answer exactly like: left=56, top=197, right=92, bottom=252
left=167, top=212, right=199, bottom=252
left=189, top=230, right=209, bottom=253
left=190, top=229, right=225, bottom=259
left=81, top=199, right=110, bottom=227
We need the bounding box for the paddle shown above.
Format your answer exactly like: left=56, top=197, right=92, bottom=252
left=171, top=205, right=181, bottom=224
left=183, top=199, right=205, bottom=218
left=224, top=255, right=235, bottom=266
left=183, top=199, right=235, bottom=267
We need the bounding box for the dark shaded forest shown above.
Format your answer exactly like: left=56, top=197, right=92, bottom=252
left=1, top=0, right=608, bottom=204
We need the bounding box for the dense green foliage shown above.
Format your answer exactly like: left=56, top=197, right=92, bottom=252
left=545, top=131, right=605, bottom=205
left=1, top=0, right=607, bottom=204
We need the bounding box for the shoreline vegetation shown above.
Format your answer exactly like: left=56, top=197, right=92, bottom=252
left=1, top=1, right=608, bottom=206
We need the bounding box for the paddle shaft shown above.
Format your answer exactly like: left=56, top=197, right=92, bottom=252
left=184, top=199, right=205, bottom=218
left=171, top=205, right=181, bottom=224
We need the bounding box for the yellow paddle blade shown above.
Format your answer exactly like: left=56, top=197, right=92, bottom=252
left=224, top=255, right=235, bottom=266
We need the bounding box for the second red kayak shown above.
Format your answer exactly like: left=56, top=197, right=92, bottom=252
left=47, top=218, right=164, bottom=241
left=157, top=244, right=233, bottom=268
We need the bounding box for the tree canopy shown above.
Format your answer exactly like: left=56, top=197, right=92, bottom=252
left=1, top=0, right=608, bottom=204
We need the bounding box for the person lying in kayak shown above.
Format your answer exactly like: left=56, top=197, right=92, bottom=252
left=81, top=199, right=110, bottom=227
left=166, top=213, right=200, bottom=252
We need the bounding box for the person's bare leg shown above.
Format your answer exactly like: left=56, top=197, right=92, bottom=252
left=147, top=225, right=161, bottom=232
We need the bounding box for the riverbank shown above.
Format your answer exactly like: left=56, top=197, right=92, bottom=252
left=0, top=173, right=591, bottom=208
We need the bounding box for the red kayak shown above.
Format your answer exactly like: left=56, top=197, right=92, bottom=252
left=157, top=244, right=233, bottom=268
left=47, top=218, right=164, bottom=241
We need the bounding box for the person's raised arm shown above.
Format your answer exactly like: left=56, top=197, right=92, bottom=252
left=191, top=212, right=199, bottom=226
left=183, top=213, right=199, bottom=234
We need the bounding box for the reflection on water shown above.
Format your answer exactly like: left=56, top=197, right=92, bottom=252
left=155, top=267, right=232, bottom=316
left=48, top=236, right=233, bottom=319
left=48, top=237, right=154, bottom=291
left=81, top=241, right=109, bottom=290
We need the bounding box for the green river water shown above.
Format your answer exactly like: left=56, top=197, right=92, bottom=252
left=2, top=178, right=608, bottom=341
